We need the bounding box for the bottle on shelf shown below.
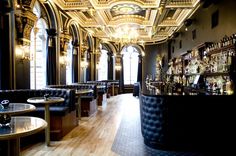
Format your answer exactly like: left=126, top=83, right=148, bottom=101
left=226, top=78, right=234, bottom=95
left=233, top=33, right=236, bottom=44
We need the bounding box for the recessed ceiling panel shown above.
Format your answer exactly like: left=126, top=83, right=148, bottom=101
left=53, top=0, right=201, bottom=43
left=111, top=4, right=143, bottom=16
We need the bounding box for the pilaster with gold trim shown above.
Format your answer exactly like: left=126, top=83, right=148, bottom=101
left=15, top=8, right=37, bottom=46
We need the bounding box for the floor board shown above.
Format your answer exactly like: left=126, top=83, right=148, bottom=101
left=22, top=94, right=126, bottom=156
left=22, top=94, right=204, bottom=156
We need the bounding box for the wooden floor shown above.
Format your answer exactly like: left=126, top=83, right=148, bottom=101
left=22, top=93, right=137, bottom=156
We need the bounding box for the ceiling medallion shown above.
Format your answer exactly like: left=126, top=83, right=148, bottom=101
left=111, top=4, right=142, bottom=15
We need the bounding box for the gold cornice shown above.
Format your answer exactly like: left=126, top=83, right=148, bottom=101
left=158, top=19, right=178, bottom=27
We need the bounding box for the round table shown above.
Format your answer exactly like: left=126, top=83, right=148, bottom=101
left=27, top=97, right=64, bottom=146
left=0, top=116, right=47, bottom=156
left=0, top=103, right=36, bottom=127
left=0, top=103, right=36, bottom=115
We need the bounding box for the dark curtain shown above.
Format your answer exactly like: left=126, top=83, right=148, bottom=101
left=107, top=53, right=113, bottom=80
left=72, top=40, right=78, bottom=83
left=120, top=55, right=124, bottom=93
left=46, top=29, right=57, bottom=85
left=137, top=55, right=142, bottom=85
left=86, top=51, right=91, bottom=81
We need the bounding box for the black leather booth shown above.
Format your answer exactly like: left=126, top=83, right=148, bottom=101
left=0, top=89, right=77, bottom=140
left=47, top=84, right=97, bottom=117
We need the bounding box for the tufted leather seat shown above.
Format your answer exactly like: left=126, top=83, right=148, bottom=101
left=86, top=81, right=107, bottom=93
left=47, top=84, right=97, bottom=99
left=47, top=84, right=98, bottom=117
left=0, top=89, right=75, bottom=114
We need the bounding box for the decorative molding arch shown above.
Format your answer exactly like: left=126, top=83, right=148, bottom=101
left=42, top=0, right=60, bottom=30
left=121, top=43, right=144, bottom=55
left=66, top=20, right=81, bottom=41
left=86, top=34, right=94, bottom=52
left=99, top=41, right=117, bottom=55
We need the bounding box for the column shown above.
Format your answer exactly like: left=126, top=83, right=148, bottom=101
left=15, top=7, right=37, bottom=89
left=0, top=0, right=15, bottom=89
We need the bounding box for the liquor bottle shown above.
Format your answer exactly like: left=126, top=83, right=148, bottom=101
left=233, top=33, right=236, bottom=44
left=228, top=51, right=232, bottom=66
left=226, top=78, right=234, bottom=95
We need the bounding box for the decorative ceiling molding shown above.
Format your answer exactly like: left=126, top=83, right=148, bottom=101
left=52, top=0, right=201, bottom=43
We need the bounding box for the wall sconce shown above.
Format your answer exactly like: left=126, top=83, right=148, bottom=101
left=115, top=65, right=121, bottom=71
left=73, top=48, right=77, bottom=55
left=96, top=62, right=101, bottom=70
left=48, top=37, right=53, bottom=47
left=81, top=60, right=88, bottom=69
left=15, top=45, right=32, bottom=61
left=59, top=56, right=70, bottom=67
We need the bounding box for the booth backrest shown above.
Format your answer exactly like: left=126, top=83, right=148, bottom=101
left=86, top=81, right=107, bottom=93
left=47, top=84, right=97, bottom=99
left=0, top=89, right=76, bottom=112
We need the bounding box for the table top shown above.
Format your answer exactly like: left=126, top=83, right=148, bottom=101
left=97, top=85, right=106, bottom=89
left=0, top=103, right=36, bottom=115
left=76, top=89, right=93, bottom=95
left=0, top=116, right=47, bottom=140
left=27, top=97, right=64, bottom=104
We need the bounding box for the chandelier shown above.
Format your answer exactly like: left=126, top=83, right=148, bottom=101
left=113, top=25, right=139, bottom=44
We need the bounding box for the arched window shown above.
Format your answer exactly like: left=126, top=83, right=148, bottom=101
left=98, top=45, right=108, bottom=80
left=30, top=4, right=48, bottom=89
left=66, top=40, right=73, bottom=84
left=123, top=46, right=139, bottom=85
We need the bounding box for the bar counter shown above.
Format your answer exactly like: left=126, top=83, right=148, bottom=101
left=140, top=83, right=235, bottom=153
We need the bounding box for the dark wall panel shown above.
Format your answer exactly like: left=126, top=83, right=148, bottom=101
left=15, top=60, right=30, bottom=89
left=171, top=0, right=236, bottom=57
left=143, top=43, right=168, bottom=81
left=60, top=66, right=66, bottom=84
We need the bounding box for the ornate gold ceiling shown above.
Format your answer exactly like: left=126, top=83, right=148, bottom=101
left=53, top=0, right=200, bottom=44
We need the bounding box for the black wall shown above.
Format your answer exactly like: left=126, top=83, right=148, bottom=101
left=15, top=60, right=30, bottom=89
left=60, top=66, right=66, bottom=84
left=171, top=0, right=236, bottom=57
left=143, top=0, right=236, bottom=80
left=143, top=43, right=168, bottom=81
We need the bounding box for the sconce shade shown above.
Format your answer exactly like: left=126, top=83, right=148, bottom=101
left=73, top=48, right=77, bottom=55
left=15, top=45, right=31, bottom=61
left=48, top=38, right=53, bottom=47
left=115, top=65, right=121, bottom=70
left=81, top=61, right=88, bottom=68
left=46, top=29, right=57, bottom=47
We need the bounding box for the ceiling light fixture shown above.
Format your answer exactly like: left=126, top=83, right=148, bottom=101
left=113, top=25, right=139, bottom=44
